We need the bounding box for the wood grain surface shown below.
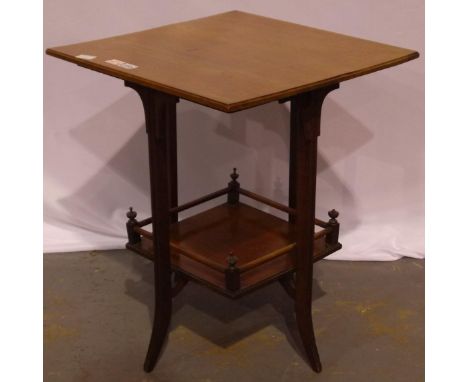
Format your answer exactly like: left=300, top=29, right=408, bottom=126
left=126, top=202, right=342, bottom=297
left=46, top=10, right=418, bottom=112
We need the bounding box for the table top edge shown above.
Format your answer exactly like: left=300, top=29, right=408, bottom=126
left=45, top=47, right=419, bottom=113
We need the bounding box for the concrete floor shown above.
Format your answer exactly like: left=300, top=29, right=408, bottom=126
left=44, top=250, right=424, bottom=381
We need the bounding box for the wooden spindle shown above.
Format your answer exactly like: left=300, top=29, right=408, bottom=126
left=126, top=207, right=141, bottom=244
left=325, top=209, right=340, bottom=246
left=225, top=252, right=240, bottom=291
left=227, top=168, right=240, bottom=204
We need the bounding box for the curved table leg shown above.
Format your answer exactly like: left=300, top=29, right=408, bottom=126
left=143, top=289, right=172, bottom=372
left=295, top=285, right=322, bottom=372
left=126, top=81, right=178, bottom=372
left=291, top=84, right=338, bottom=372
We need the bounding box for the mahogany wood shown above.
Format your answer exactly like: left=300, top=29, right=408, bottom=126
left=239, top=243, right=296, bottom=273
left=315, top=218, right=328, bottom=228
left=170, top=241, right=226, bottom=273
left=170, top=188, right=229, bottom=213
left=292, top=84, right=339, bottom=372
left=126, top=207, right=141, bottom=245
left=326, top=209, right=341, bottom=246
left=125, top=81, right=176, bottom=373
left=171, top=203, right=294, bottom=269
left=227, top=168, right=240, bottom=204
left=133, top=226, right=152, bottom=240
left=131, top=203, right=335, bottom=275
left=225, top=254, right=241, bottom=291
left=135, top=189, right=328, bottom=229
left=171, top=272, right=189, bottom=297
left=239, top=188, right=296, bottom=215
left=136, top=216, right=153, bottom=227
left=167, top=98, right=179, bottom=224
left=45, top=10, right=419, bottom=375
left=289, top=96, right=298, bottom=225
left=127, top=232, right=339, bottom=299
left=46, top=11, right=418, bottom=113
left=279, top=273, right=296, bottom=299
left=126, top=202, right=342, bottom=298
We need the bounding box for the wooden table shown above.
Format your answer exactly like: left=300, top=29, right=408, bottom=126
left=46, top=10, right=419, bottom=373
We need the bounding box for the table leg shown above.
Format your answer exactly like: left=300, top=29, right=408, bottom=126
left=277, top=100, right=300, bottom=303
left=125, top=81, right=178, bottom=372
left=292, top=84, right=338, bottom=373
left=289, top=96, right=298, bottom=223
left=167, top=99, right=178, bottom=223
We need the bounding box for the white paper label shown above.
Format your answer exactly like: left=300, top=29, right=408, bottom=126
left=75, top=54, right=96, bottom=60
left=105, top=59, right=138, bottom=70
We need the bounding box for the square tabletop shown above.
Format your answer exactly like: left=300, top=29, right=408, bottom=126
left=46, top=10, right=418, bottom=112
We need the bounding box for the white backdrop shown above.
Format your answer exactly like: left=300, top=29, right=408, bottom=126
left=44, top=0, right=424, bottom=260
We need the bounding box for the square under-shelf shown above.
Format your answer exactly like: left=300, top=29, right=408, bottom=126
left=127, top=202, right=341, bottom=297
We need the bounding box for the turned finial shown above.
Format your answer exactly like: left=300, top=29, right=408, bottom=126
left=225, top=251, right=240, bottom=292
left=126, top=207, right=140, bottom=245
left=228, top=168, right=240, bottom=204
left=230, top=168, right=239, bottom=182
left=227, top=252, right=239, bottom=269
left=328, top=209, right=339, bottom=224
left=127, top=206, right=137, bottom=221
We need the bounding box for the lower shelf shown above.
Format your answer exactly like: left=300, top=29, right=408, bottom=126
left=127, top=202, right=342, bottom=298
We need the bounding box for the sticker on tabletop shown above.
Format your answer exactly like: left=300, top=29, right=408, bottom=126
left=75, top=54, right=96, bottom=60
left=105, top=59, right=138, bottom=70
